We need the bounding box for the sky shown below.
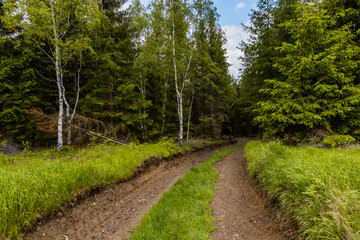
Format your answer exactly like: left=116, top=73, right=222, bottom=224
left=213, top=0, right=254, bottom=78
left=133, top=0, right=254, bottom=78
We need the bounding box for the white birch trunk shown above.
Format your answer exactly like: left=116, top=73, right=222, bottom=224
left=62, top=82, right=71, bottom=145
left=171, top=0, right=183, bottom=147
left=51, top=0, right=64, bottom=151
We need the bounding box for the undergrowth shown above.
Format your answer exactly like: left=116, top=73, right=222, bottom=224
left=0, top=139, right=223, bottom=239
left=129, top=146, right=240, bottom=240
left=245, top=141, right=360, bottom=239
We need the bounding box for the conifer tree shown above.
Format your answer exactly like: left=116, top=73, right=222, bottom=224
left=0, top=1, right=37, bottom=143
left=81, top=0, right=149, bottom=141
left=256, top=0, right=360, bottom=140
left=190, top=0, right=231, bottom=138
left=236, top=0, right=278, bottom=137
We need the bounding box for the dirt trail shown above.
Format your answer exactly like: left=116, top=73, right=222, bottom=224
left=24, top=141, right=245, bottom=240
left=210, top=148, right=288, bottom=240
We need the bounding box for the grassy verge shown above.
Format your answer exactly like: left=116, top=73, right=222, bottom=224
left=0, top=139, right=224, bottom=239
left=245, top=141, right=360, bottom=239
left=129, top=146, right=240, bottom=240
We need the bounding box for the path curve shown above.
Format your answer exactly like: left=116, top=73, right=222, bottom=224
left=24, top=140, right=245, bottom=240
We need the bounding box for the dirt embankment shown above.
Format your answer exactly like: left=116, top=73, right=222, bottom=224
left=24, top=141, right=245, bottom=240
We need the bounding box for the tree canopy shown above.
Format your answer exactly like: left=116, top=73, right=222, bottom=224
left=0, top=0, right=232, bottom=149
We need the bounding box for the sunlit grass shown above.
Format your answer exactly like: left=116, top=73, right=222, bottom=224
left=245, top=141, right=360, bottom=239
left=129, top=146, right=240, bottom=240
left=0, top=139, right=225, bottom=239
left=0, top=141, right=179, bottom=239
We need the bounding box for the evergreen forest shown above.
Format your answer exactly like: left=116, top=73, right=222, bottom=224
left=0, top=0, right=232, bottom=151
left=238, top=0, right=360, bottom=146
left=1, top=0, right=360, bottom=150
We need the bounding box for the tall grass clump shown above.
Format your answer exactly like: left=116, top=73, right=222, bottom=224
left=0, top=140, right=181, bottom=239
left=245, top=141, right=360, bottom=239
left=129, top=146, right=240, bottom=240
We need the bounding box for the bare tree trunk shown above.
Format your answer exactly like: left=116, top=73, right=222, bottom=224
left=171, top=0, right=183, bottom=148
left=161, top=77, right=168, bottom=137
left=186, top=89, right=194, bottom=143
left=67, top=62, right=81, bottom=145
left=137, top=76, right=147, bottom=139
left=51, top=0, right=63, bottom=151
left=170, top=0, right=193, bottom=148
left=62, top=80, right=71, bottom=145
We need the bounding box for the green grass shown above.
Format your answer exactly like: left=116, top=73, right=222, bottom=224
left=245, top=141, right=360, bottom=239
left=129, top=146, right=240, bottom=240
left=1, top=141, right=180, bottom=239
left=0, top=139, right=225, bottom=239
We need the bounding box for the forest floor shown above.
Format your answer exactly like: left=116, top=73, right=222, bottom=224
left=24, top=139, right=292, bottom=240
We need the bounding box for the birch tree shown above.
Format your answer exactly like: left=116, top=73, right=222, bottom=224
left=167, top=0, right=193, bottom=147
left=3, top=0, right=101, bottom=150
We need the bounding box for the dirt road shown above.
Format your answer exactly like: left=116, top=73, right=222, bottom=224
left=24, top=140, right=292, bottom=240
left=24, top=141, right=245, bottom=240
left=210, top=148, right=289, bottom=240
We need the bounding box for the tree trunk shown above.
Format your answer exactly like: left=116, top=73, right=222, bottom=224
left=67, top=63, right=81, bottom=146
left=186, top=89, right=194, bottom=143
left=51, top=0, right=63, bottom=151
left=62, top=80, right=71, bottom=145
left=170, top=0, right=193, bottom=147
left=161, top=77, right=168, bottom=137
left=171, top=0, right=183, bottom=148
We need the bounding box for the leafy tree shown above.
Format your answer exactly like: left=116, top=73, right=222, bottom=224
left=3, top=0, right=101, bottom=150
left=166, top=0, right=193, bottom=147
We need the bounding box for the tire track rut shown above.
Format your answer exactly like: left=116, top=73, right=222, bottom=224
left=24, top=141, right=245, bottom=240
left=210, top=148, right=290, bottom=240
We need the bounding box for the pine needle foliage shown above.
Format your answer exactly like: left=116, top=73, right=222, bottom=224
left=256, top=0, right=360, bottom=139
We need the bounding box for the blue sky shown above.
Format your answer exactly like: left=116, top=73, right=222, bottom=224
left=213, top=0, right=254, bottom=77
left=133, top=0, right=254, bottom=78
left=213, top=0, right=255, bottom=26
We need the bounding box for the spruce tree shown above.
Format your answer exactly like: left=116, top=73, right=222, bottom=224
left=236, top=0, right=278, bottom=137
left=256, top=0, right=360, bottom=140
left=0, top=1, right=37, bottom=143
left=81, top=0, right=149, bottom=141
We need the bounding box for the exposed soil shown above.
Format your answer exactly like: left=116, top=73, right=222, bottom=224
left=210, top=148, right=290, bottom=240
left=24, top=140, right=246, bottom=240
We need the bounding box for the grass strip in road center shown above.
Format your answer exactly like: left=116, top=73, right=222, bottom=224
left=129, top=146, right=241, bottom=240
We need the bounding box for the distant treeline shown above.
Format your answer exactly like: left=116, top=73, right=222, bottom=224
left=0, top=0, right=234, bottom=150
left=237, top=0, right=360, bottom=145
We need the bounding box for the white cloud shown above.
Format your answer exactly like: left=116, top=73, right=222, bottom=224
left=222, top=23, right=250, bottom=79
left=236, top=2, right=246, bottom=10
left=122, top=1, right=131, bottom=10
